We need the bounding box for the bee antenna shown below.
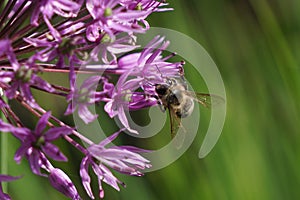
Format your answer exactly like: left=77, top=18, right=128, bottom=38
left=155, top=64, right=163, bottom=77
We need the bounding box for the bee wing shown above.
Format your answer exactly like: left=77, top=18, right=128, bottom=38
left=185, top=91, right=225, bottom=108
left=168, top=106, right=181, bottom=139
left=168, top=106, right=187, bottom=149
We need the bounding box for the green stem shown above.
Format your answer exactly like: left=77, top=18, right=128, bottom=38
left=1, top=95, right=8, bottom=192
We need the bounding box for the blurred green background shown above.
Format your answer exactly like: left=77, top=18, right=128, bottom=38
left=2, top=0, right=300, bottom=199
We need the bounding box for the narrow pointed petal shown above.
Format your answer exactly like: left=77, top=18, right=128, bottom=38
left=41, top=143, right=68, bottom=161
left=35, top=111, right=51, bottom=134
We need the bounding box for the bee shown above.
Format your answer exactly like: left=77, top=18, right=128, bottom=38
left=155, top=76, right=224, bottom=139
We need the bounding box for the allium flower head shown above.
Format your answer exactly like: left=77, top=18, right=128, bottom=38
left=0, top=0, right=180, bottom=199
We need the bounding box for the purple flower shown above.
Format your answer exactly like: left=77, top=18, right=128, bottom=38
left=117, top=36, right=184, bottom=79
left=80, top=155, right=124, bottom=199
left=0, top=112, right=72, bottom=175
left=31, top=0, right=83, bottom=40
left=25, top=33, right=87, bottom=68
left=0, top=39, right=55, bottom=108
left=31, top=0, right=83, bottom=25
left=0, top=175, right=21, bottom=200
left=104, top=71, right=144, bottom=134
left=3, top=65, right=55, bottom=109
left=90, top=34, right=139, bottom=64
left=88, top=130, right=151, bottom=174
left=104, top=36, right=183, bottom=133
left=48, top=168, right=81, bottom=200
left=65, top=76, right=114, bottom=124
left=80, top=129, right=151, bottom=199
left=86, top=0, right=151, bottom=41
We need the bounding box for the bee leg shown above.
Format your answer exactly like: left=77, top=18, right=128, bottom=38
left=158, top=102, right=166, bottom=113
left=148, top=94, right=166, bottom=113
left=151, top=95, right=166, bottom=113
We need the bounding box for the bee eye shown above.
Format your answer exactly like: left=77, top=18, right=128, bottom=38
left=155, top=84, right=167, bottom=95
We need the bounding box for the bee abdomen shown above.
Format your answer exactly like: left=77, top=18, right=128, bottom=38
left=180, top=98, right=194, bottom=118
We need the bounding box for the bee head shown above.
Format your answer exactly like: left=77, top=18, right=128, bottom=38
left=155, top=84, right=168, bottom=96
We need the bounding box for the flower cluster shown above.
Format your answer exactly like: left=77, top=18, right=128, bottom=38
left=0, top=0, right=184, bottom=199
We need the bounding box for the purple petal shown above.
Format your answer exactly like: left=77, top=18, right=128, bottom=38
left=32, top=75, right=55, bottom=92
left=0, top=120, right=30, bottom=139
left=0, top=191, right=10, bottom=200
left=122, top=77, right=144, bottom=91
left=92, top=163, right=121, bottom=192
left=0, top=175, right=21, bottom=182
left=23, top=37, right=54, bottom=47
left=118, top=52, right=140, bottom=68
left=80, top=157, right=95, bottom=199
left=64, top=102, right=75, bottom=115
left=109, top=21, right=146, bottom=34
left=117, top=106, right=138, bottom=134
left=90, top=148, right=149, bottom=164
left=14, top=143, right=31, bottom=164
left=112, top=145, right=153, bottom=153
left=0, top=39, right=19, bottom=71
left=41, top=143, right=68, bottom=161
left=78, top=105, right=98, bottom=124
left=145, top=41, right=169, bottom=64
left=115, top=10, right=150, bottom=20
left=81, top=76, right=101, bottom=90
left=59, top=21, right=85, bottom=35
left=138, top=35, right=164, bottom=64
left=5, top=82, right=18, bottom=99
left=107, top=43, right=138, bottom=55
left=98, top=129, right=124, bottom=147
left=104, top=101, right=116, bottom=118
left=86, top=24, right=100, bottom=42
left=19, top=84, right=40, bottom=109
left=43, top=15, right=61, bottom=42
left=44, top=127, right=72, bottom=141
left=129, top=95, right=157, bottom=110
left=28, top=150, right=43, bottom=175
left=35, top=111, right=51, bottom=134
